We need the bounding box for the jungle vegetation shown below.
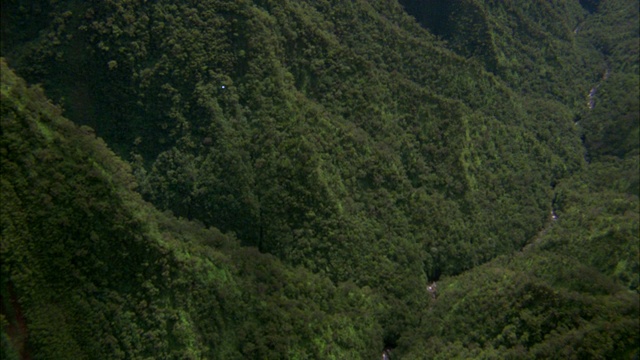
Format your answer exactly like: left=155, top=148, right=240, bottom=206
left=1, top=0, right=638, bottom=358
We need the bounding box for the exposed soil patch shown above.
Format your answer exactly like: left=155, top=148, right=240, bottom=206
left=1, top=281, right=31, bottom=360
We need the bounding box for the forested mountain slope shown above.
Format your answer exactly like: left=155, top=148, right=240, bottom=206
left=1, top=0, right=586, bottom=285
left=1, top=0, right=638, bottom=358
left=1, top=59, right=382, bottom=359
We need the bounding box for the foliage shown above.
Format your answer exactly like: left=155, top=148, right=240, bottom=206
left=0, top=0, right=589, bottom=283
left=0, top=60, right=381, bottom=358
left=399, top=251, right=639, bottom=359
left=0, top=0, right=638, bottom=358
left=543, top=156, right=640, bottom=292
left=577, top=0, right=640, bottom=159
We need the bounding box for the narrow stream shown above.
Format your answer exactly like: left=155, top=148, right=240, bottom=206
left=587, top=65, right=611, bottom=110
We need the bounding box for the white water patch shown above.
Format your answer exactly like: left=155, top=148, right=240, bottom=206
left=587, top=87, right=597, bottom=109
left=586, top=67, right=611, bottom=110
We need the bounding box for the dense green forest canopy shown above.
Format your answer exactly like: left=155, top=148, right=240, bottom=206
left=1, top=0, right=638, bottom=358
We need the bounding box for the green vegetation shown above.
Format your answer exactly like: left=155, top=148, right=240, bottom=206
left=1, top=60, right=381, bottom=358
left=401, top=251, right=638, bottom=359
left=1, top=0, right=638, bottom=358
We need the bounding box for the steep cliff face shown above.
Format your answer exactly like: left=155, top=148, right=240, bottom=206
left=1, top=0, right=638, bottom=358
